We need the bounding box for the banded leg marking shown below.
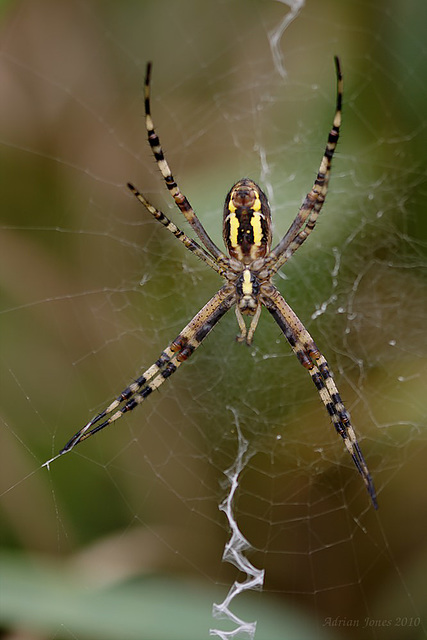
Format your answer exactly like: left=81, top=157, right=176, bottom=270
left=127, top=182, right=224, bottom=275
left=144, top=63, right=224, bottom=260
left=267, top=56, right=343, bottom=273
left=262, top=286, right=377, bottom=508
left=60, top=288, right=235, bottom=454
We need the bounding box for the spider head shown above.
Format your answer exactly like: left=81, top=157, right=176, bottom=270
left=223, top=178, right=272, bottom=263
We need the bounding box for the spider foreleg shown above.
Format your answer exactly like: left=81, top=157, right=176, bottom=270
left=311, top=351, right=376, bottom=502
left=59, top=343, right=182, bottom=453
left=60, top=288, right=235, bottom=454
left=306, top=354, right=376, bottom=500
left=262, top=286, right=377, bottom=508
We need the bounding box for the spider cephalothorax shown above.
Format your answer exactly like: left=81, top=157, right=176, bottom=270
left=59, top=58, right=377, bottom=509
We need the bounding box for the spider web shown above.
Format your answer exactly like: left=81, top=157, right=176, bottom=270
left=1, top=1, right=426, bottom=639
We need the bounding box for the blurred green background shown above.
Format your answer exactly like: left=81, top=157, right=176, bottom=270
left=1, top=1, right=426, bottom=639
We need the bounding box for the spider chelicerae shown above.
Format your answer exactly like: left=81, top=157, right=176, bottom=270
left=59, top=58, right=377, bottom=509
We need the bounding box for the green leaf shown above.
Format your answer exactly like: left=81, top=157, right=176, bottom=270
left=1, top=551, right=324, bottom=640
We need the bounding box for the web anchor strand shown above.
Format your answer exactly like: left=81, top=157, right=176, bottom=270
left=210, top=415, right=265, bottom=640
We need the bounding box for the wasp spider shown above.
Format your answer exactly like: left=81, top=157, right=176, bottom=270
left=60, top=58, right=377, bottom=509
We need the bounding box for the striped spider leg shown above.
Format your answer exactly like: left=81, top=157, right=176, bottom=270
left=58, top=59, right=377, bottom=509
left=265, top=56, right=343, bottom=275
left=60, top=283, right=235, bottom=453
left=143, top=61, right=226, bottom=262
left=261, top=285, right=377, bottom=508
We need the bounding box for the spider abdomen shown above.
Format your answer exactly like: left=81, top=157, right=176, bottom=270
left=223, top=178, right=272, bottom=263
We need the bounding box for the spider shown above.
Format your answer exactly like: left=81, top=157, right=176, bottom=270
left=59, top=58, right=377, bottom=509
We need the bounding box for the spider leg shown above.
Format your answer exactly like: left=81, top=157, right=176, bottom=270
left=267, top=56, right=343, bottom=274
left=60, top=287, right=235, bottom=454
left=144, top=62, right=225, bottom=261
left=262, top=285, right=377, bottom=509
left=127, top=182, right=227, bottom=275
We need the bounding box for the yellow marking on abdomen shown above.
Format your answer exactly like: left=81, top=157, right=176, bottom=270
left=252, top=191, right=261, bottom=212
left=228, top=196, right=236, bottom=214
left=226, top=212, right=239, bottom=247
left=250, top=212, right=263, bottom=246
